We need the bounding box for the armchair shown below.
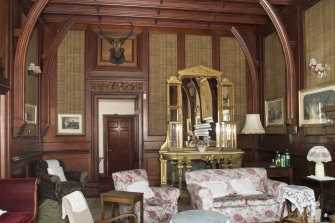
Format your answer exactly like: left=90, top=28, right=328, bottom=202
left=33, top=160, right=88, bottom=201
left=112, top=169, right=180, bottom=223
left=0, top=178, right=38, bottom=223
left=62, top=191, right=138, bottom=223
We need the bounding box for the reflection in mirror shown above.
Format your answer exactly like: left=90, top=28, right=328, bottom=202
left=181, top=77, right=218, bottom=147
left=169, top=85, right=178, bottom=106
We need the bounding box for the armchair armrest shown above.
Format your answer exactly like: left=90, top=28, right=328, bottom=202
left=38, top=173, right=61, bottom=184
left=64, top=170, right=88, bottom=183
left=259, top=178, right=287, bottom=196
left=187, top=183, right=214, bottom=211
left=151, top=186, right=180, bottom=201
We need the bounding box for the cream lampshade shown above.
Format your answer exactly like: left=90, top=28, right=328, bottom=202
left=242, top=114, right=265, bottom=134
left=242, top=114, right=265, bottom=162
left=307, top=146, right=332, bottom=178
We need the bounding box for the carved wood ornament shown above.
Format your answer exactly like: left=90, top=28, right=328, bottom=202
left=91, top=81, right=144, bottom=93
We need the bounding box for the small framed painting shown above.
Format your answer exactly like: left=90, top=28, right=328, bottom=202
left=265, top=98, right=284, bottom=127
left=58, top=114, right=83, bottom=134
left=25, top=104, right=37, bottom=124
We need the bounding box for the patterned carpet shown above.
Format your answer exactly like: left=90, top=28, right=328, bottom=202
left=37, top=196, right=192, bottom=223
left=37, top=198, right=113, bottom=223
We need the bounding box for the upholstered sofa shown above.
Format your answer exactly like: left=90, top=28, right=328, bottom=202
left=185, top=168, right=287, bottom=223
left=0, top=178, right=38, bottom=223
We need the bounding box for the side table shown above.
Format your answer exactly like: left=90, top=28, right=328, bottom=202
left=100, top=190, right=143, bottom=223
left=278, top=185, right=316, bottom=223
left=302, top=176, right=335, bottom=218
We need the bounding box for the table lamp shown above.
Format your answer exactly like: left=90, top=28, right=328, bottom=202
left=242, top=114, right=265, bottom=161
left=307, top=146, right=332, bottom=178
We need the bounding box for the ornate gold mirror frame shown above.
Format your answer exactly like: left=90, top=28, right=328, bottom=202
left=160, top=65, right=236, bottom=152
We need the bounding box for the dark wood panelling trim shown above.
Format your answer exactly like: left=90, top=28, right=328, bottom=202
left=177, top=33, right=185, bottom=70
left=44, top=15, right=258, bottom=33
left=42, top=142, right=91, bottom=152
left=13, top=0, right=49, bottom=130
left=259, top=0, right=297, bottom=126
left=42, top=18, right=76, bottom=134
left=212, top=33, right=220, bottom=70
left=231, top=26, right=259, bottom=113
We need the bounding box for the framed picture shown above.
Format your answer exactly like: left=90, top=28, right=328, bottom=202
left=265, top=97, right=284, bottom=126
left=25, top=104, right=37, bottom=124
left=58, top=114, right=83, bottom=134
left=299, top=83, right=335, bottom=126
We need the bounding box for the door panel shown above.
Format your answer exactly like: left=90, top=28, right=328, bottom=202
left=105, top=116, right=135, bottom=176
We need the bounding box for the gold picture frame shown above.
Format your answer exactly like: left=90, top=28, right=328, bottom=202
left=299, top=82, right=335, bottom=126
left=265, top=97, right=284, bottom=127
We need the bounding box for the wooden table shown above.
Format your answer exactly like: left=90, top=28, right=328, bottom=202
left=100, top=190, right=143, bottom=223
left=301, top=176, right=335, bottom=219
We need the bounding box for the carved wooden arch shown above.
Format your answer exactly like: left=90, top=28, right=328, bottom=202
left=259, top=0, right=296, bottom=125
left=231, top=26, right=259, bottom=113
left=41, top=18, right=76, bottom=133
left=13, top=0, right=50, bottom=129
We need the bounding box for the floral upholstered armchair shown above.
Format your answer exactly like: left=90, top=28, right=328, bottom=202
left=185, top=168, right=287, bottom=223
left=112, top=169, right=180, bottom=223
left=33, top=160, right=88, bottom=201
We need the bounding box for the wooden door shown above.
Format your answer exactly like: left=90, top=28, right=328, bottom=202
left=104, top=115, right=137, bottom=176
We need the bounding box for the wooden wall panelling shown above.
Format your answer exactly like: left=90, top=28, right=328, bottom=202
left=143, top=150, right=161, bottom=186
left=231, top=27, right=259, bottom=113
left=88, top=26, right=148, bottom=79
left=259, top=0, right=297, bottom=126
left=11, top=151, right=43, bottom=178
left=0, top=0, right=10, bottom=94
left=42, top=151, right=91, bottom=176
left=13, top=0, right=49, bottom=131
left=41, top=19, right=76, bottom=135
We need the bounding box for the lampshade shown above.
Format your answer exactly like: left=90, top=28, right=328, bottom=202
left=241, top=114, right=265, bottom=134
left=307, top=146, right=332, bottom=178
left=307, top=146, right=332, bottom=162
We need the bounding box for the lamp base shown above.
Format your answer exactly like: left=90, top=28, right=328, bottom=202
left=315, top=161, right=325, bottom=178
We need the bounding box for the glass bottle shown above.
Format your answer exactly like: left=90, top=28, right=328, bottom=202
left=275, top=152, right=281, bottom=167
left=281, top=155, right=286, bottom=167
left=285, top=149, right=290, bottom=167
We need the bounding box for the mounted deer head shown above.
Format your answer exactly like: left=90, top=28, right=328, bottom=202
left=99, top=21, right=134, bottom=65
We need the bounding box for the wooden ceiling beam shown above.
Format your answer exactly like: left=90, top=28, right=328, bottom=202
left=44, top=15, right=257, bottom=32
left=43, top=0, right=267, bottom=15
left=43, top=5, right=268, bottom=25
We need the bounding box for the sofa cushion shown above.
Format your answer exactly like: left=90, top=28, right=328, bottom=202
left=213, top=194, right=246, bottom=208
left=198, top=181, right=229, bottom=198
left=126, top=181, right=154, bottom=199
left=230, top=178, right=262, bottom=195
